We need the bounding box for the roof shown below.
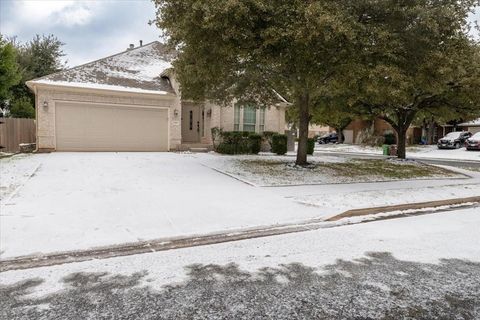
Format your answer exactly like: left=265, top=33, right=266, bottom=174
left=28, top=41, right=175, bottom=95
left=458, top=118, right=480, bottom=127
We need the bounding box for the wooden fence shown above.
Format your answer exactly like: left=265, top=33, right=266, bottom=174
left=0, top=118, right=36, bottom=153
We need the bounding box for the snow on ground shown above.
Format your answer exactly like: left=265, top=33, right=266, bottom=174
left=294, top=183, right=480, bottom=210
left=1, top=206, right=478, bottom=300
left=0, top=153, right=337, bottom=258
left=205, top=154, right=460, bottom=187
left=1, top=152, right=478, bottom=259
left=315, top=143, right=480, bottom=161
left=0, top=154, right=44, bottom=203
left=407, top=144, right=480, bottom=161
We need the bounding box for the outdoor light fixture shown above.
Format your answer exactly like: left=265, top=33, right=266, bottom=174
left=43, top=101, right=48, bottom=109
left=174, top=109, right=179, bottom=117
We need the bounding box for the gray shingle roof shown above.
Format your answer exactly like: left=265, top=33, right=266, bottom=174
left=30, top=41, right=175, bottom=95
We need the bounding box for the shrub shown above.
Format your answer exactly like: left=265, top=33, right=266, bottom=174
left=9, top=97, right=35, bottom=118
left=216, top=142, right=235, bottom=154
left=211, top=127, right=223, bottom=149
left=248, top=134, right=262, bottom=154
left=215, top=131, right=261, bottom=154
left=384, top=132, right=396, bottom=145
left=262, top=131, right=276, bottom=144
left=272, top=134, right=287, bottom=155
left=307, top=138, right=315, bottom=155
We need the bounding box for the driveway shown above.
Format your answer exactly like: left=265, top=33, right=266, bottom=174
left=0, top=153, right=333, bottom=258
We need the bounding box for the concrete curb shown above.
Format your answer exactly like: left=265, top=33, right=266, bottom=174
left=326, top=196, right=480, bottom=221
left=1, top=197, right=479, bottom=272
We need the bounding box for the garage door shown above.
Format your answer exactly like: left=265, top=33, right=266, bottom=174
left=55, top=102, right=169, bottom=151
left=469, top=127, right=480, bottom=135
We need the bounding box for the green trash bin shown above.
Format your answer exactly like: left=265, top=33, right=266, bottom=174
left=382, top=144, right=390, bottom=156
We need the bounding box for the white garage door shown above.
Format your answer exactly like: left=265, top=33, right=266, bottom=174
left=469, top=127, right=480, bottom=135
left=55, top=102, right=169, bottom=151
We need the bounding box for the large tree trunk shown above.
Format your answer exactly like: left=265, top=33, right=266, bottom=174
left=296, top=92, right=310, bottom=166
left=427, top=117, right=436, bottom=145
left=382, top=110, right=416, bottom=160
left=335, top=127, right=345, bottom=143
left=396, top=126, right=408, bottom=159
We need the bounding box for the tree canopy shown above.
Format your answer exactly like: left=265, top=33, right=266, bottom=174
left=347, top=0, right=480, bottom=157
left=2, top=34, right=66, bottom=118
left=153, top=0, right=359, bottom=164
left=0, top=35, right=21, bottom=114
left=153, top=0, right=480, bottom=160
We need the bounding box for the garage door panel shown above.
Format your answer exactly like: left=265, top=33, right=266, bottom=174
left=55, top=102, right=169, bottom=151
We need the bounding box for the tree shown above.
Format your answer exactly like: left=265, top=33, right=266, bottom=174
left=10, top=34, right=66, bottom=111
left=153, top=0, right=358, bottom=165
left=311, top=104, right=353, bottom=143
left=348, top=0, right=480, bottom=158
left=0, top=34, right=21, bottom=115
left=9, top=96, right=35, bottom=118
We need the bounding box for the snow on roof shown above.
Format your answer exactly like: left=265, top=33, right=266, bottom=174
left=459, top=118, right=480, bottom=126
left=30, top=42, right=175, bottom=95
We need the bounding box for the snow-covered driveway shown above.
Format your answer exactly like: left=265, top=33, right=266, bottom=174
left=0, top=153, right=334, bottom=258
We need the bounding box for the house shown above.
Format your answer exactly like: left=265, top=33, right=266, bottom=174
left=458, top=118, right=480, bottom=135
left=26, top=41, right=287, bottom=152
left=330, top=118, right=418, bottom=145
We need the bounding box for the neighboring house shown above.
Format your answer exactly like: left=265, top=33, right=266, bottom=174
left=340, top=118, right=419, bottom=145
left=458, top=118, right=480, bottom=135
left=26, top=41, right=287, bottom=152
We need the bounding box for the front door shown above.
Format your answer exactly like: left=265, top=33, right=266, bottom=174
left=182, top=104, right=202, bottom=143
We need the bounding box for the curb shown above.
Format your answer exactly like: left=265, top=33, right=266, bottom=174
left=1, top=197, right=479, bottom=272
left=326, top=196, right=480, bottom=221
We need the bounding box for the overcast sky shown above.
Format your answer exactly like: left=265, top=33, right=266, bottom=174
left=1, top=0, right=479, bottom=68
left=0, top=0, right=161, bottom=67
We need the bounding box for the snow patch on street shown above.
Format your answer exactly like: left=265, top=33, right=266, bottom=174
left=1, top=206, right=479, bottom=299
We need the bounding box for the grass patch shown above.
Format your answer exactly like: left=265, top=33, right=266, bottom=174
left=228, top=157, right=459, bottom=186
left=320, top=159, right=455, bottom=179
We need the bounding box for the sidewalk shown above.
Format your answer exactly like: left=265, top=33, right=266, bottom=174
left=2, top=197, right=478, bottom=272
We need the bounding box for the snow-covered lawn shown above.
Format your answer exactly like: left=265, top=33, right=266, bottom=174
left=206, top=154, right=460, bottom=186
left=1, top=206, right=479, bottom=319
left=315, top=143, right=480, bottom=161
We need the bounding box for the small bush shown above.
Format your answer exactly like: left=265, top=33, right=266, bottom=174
left=307, top=138, right=315, bottom=155
left=216, top=142, right=235, bottom=154
left=272, top=134, right=287, bottom=155
left=215, top=131, right=261, bottom=154
left=9, top=97, right=35, bottom=119
left=211, top=127, right=223, bottom=149
left=384, top=133, right=396, bottom=145
left=248, top=134, right=262, bottom=154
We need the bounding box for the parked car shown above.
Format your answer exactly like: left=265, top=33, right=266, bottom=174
left=437, top=131, right=471, bottom=149
left=317, top=132, right=338, bottom=144
left=466, top=132, right=480, bottom=150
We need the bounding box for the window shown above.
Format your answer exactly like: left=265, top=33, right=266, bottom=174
left=243, top=106, right=256, bottom=132
left=234, top=105, right=240, bottom=131
left=233, top=104, right=265, bottom=133
left=189, top=110, right=193, bottom=130
left=258, top=108, right=265, bottom=133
